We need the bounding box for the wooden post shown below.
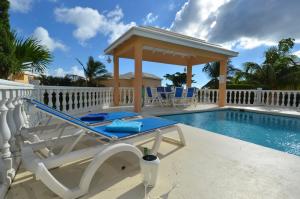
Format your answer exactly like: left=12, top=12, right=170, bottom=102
left=218, top=59, right=227, bottom=107
left=113, top=56, right=120, bottom=106
left=134, top=43, right=143, bottom=112
left=186, top=64, right=192, bottom=88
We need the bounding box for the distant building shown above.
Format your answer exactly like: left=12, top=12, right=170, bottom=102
left=11, top=70, right=40, bottom=85
left=100, top=72, right=162, bottom=87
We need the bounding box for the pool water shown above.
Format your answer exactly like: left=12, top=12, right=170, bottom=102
left=160, top=109, right=300, bottom=156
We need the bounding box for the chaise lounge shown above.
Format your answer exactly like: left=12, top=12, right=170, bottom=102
left=21, top=102, right=186, bottom=199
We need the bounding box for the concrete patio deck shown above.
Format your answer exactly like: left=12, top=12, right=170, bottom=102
left=6, top=104, right=300, bottom=199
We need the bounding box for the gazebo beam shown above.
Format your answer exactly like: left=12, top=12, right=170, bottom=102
left=133, top=42, right=143, bottom=112
left=218, top=59, right=228, bottom=107
left=139, top=37, right=228, bottom=61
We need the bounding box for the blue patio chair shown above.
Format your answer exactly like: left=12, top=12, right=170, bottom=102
left=185, top=87, right=198, bottom=106
left=165, top=87, right=172, bottom=93
left=22, top=103, right=186, bottom=199
left=156, top=86, right=165, bottom=93
left=146, top=87, right=159, bottom=104
left=172, top=87, right=184, bottom=106
left=155, top=86, right=171, bottom=106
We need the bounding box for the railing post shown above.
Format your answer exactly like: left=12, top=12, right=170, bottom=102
left=256, top=88, right=262, bottom=105
left=6, top=90, right=17, bottom=154
left=0, top=90, right=14, bottom=183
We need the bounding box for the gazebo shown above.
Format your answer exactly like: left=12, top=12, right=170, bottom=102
left=104, top=26, right=238, bottom=112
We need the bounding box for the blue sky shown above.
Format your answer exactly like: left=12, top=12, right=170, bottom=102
left=9, top=0, right=300, bottom=87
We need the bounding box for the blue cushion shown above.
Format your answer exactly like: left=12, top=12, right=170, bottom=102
left=93, top=117, right=178, bottom=139
left=105, top=120, right=142, bottom=132
left=80, top=113, right=108, bottom=121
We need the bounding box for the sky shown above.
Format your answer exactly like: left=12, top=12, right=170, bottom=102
left=8, top=0, right=300, bottom=87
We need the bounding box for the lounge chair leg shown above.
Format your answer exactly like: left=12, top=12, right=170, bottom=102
left=150, top=130, right=163, bottom=155
left=59, top=130, right=85, bottom=155
left=176, top=125, right=186, bottom=146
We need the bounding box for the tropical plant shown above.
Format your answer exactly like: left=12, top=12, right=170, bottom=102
left=164, top=72, right=196, bottom=87
left=39, top=74, right=88, bottom=87
left=202, top=60, right=239, bottom=88
left=76, top=56, right=109, bottom=86
left=0, top=0, right=52, bottom=79
left=12, top=34, right=52, bottom=75
left=235, top=38, right=300, bottom=89
left=0, top=0, right=17, bottom=79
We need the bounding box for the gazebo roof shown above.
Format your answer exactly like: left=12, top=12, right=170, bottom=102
left=104, top=26, right=238, bottom=66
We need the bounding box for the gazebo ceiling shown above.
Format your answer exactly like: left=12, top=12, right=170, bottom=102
left=104, top=26, right=238, bottom=66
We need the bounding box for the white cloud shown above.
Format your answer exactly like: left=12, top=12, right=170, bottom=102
left=98, top=54, right=106, bottom=60
left=53, top=66, right=85, bottom=77
left=54, top=5, right=136, bottom=44
left=168, top=2, right=176, bottom=11
left=294, top=50, right=300, bottom=57
left=9, top=0, right=33, bottom=13
left=170, top=0, right=300, bottom=50
left=143, top=13, right=158, bottom=25
left=33, top=27, right=66, bottom=51
left=223, top=37, right=276, bottom=50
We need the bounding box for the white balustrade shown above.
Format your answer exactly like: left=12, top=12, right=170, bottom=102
left=0, top=79, right=33, bottom=197
left=222, top=89, right=300, bottom=108
left=33, top=86, right=113, bottom=114
left=119, top=87, right=134, bottom=105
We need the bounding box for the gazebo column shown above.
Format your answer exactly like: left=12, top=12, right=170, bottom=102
left=113, top=55, right=120, bottom=106
left=186, top=64, right=192, bottom=87
left=218, top=59, right=227, bottom=107
left=134, top=43, right=143, bottom=112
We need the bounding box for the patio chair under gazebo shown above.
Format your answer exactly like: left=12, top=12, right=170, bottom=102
left=104, top=26, right=238, bottom=112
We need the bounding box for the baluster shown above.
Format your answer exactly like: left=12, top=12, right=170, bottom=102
left=6, top=90, right=17, bottom=153
left=90, top=90, right=94, bottom=109
left=287, top=92, right=291, bottom=107
left=292, top=92, right=296, bottom=107
left=0, top=90, right=15, bottom=182
left=265, top=91, right=269, bottom=106
left=281, top=92, right=285, bottom=107
left=270, top=92, right=274, bottom=106
left=276, top=91, right=280, bottom=106
left=20, top=90, right=30, bottom=128
left=234, top=91, right=237, bottom=105
left=48, top=89, right=53, bottom=108
left=61, top=90, right=66, bottom=112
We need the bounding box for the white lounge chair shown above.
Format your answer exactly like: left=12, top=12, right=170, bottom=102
left=22, top=98, right=140, bottom=144
left=21, top=104, right=186, bottom=199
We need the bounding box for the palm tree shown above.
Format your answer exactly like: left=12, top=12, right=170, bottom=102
left=236, top=38, right=300, bottom=89
left=202, top=60, right=238, bottom=88
left=0, top=33, right=52, bottom=79
left=12, top=34, right=52, bottom=75
left=76, top=56, right=108, bottom=86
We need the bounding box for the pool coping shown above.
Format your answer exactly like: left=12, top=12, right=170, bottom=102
left=156, top=106, right=300, bottom=119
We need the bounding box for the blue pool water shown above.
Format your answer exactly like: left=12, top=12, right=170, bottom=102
left=160, top=110, right=300, bottom=156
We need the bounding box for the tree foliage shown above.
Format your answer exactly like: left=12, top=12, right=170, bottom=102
left=39, top=75, right=88, bottom=87
left=76, top=56, right=109, bottom=86
left=202, top=60, right=239, bottom=88
left=0, top=0, right=16, bottom=78
left=164, top=72, right=196, bottom=87
left=234, top=38, right=300, bottom=89
left=202, top=38, right=300, bottom=90
left=0, top=1, right=52, bottom=79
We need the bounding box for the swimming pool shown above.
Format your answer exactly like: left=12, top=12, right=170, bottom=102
left=160, top=109, right=300, bottom=156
